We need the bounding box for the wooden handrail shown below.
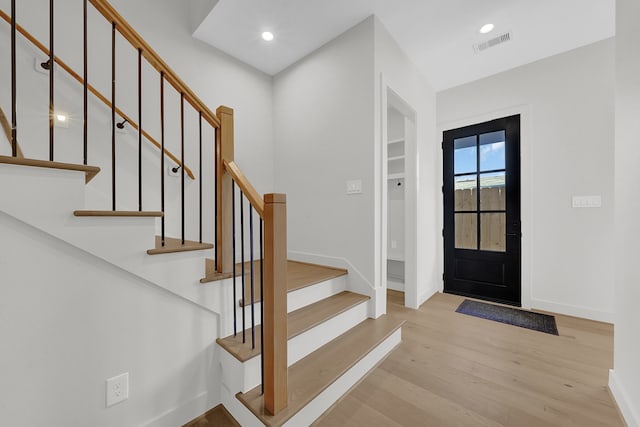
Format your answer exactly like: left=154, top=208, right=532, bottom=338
left=224, top=160, right=265, bottom=217
left=0, top=107, right=23, bottom=158
left=89, top=0, right=221, bottom=130
left=0, top=8, right=195, bottom=180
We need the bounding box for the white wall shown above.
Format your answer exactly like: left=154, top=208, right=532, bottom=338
left=0, top=212, right=219, bottom=427
left=374, top=18, right=438, bottom=309
left=437, top=39, right=615, bottom=322
left=273, top=18, right=376, bottom=287
left=609, top=0, right=640, bottom=424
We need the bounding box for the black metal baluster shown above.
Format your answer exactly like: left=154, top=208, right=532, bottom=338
left=180, top=93, right=185, bottom=245
left=83, top=0, right=87, bottom=164
left=232, top=181, right=237, bottom=336
left=214, top=132, right=218, bottom=269
left=138, top=48, right=142, bottom=211
left=111, top=22, right=116, bottom=210
left=49, top=0, right=54, bottom=161
left=240, top=191, right=246, bottom=343
left=260, top=218, right=264, bottom=394
left=199, top=112, right=203, bottom=244
left=160, top=72, right=165, bottom=246
left=250, top=206, right=255, bottom=349
left=10, top=0, right=17, bottom=157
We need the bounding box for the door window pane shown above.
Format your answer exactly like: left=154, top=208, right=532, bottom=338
left=454, top=136, right=477, bottom=174
left=455, top=213, right=477, bottom=250
left=479, top=131, right=505, bottom=171
left=455, top=175, right=477, bottom=211
left=480, top=213, right=506, bottom=252
left=480, top=172, right=506, bottom=211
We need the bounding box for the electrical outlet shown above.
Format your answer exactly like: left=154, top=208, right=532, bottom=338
left=106, top=372, right=129, bottom=407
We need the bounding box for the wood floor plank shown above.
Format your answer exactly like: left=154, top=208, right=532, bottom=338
left=314, top=292, right=624, bottom=427
left=182, top=404, right=240, bottom=427
left=217, top=291, right=369, bottom=362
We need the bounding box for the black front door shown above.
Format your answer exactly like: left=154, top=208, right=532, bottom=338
left=443, top=115, right=521, bottom=306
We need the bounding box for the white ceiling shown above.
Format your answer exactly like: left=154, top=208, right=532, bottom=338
left=192, top=0, right=615, bottom=91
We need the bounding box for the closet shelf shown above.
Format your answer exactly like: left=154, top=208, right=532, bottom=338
left=388, top=155, right=405, bottom=162
left=388, top=138, right=405, bottom=145
left=388, top=173, right=405, bottom=180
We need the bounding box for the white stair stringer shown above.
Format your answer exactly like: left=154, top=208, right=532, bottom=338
left=219, top=296, right=369, bottom=394
left=0, top=163, right=221, bottom=315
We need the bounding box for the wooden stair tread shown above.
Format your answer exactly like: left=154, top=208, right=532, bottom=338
left=236, top=260, right=347, bottom=306
left=236, top=316, right=404, bottom=427
left=74, top=210, right=163, bottom=217
left=217, top=291, right=370, bottom=362
left=0, top=155, right=100, bottom=183
left=147, top=236, right=213, bottom=255
left=200, top=259, right=347, bottom=293
left=200, top=258, right=232, bottom=283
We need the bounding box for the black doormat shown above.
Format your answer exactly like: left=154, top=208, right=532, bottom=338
left=455, top=299, right=559, bottom=335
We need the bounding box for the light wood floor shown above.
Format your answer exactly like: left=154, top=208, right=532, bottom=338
left=315, top=291, right=624, bottom=427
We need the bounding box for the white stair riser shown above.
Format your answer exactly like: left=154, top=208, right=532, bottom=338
left=219, top=299, right=369, bottom=394
left=216, top=275, right=348, bottom=338
left=218, top=346, right=261, bottom=396
left=288, top=276, right=347, bottom=312
left=288, top=301, right=368, bottom=365
left=283, top=328, right=401, bottom=427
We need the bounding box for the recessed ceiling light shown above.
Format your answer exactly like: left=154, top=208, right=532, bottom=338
left=54, top=112, right=69, bottom=128
left=261, top=31, right=274, bottom=42
left=479, top=24, right=495, bottom=34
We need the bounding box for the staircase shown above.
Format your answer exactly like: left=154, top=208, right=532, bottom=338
left=0, top=1, right=403, bottom=425
left=216, top=262, right=402, bottom=426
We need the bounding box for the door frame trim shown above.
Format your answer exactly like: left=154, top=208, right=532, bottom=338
left=437, top=104, right=532, bottom=310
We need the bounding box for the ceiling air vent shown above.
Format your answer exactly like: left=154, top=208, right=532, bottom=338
left=473, top=31, right=512, bottom=53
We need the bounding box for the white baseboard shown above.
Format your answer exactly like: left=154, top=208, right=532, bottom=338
left=387, top=279, right=404, bottom=292
left=609, top=369, right=640, bottom=427
left=418, top=286, right=439, bottom=308
left=140, top=391, right=215, bottom=427
left=530, top=298, right=614, bottom=323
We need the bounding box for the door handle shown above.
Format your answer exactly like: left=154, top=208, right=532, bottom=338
left=506, top=232, right=522, bottom=237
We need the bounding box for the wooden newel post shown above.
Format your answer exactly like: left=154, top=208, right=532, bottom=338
left=263, top=193, right=288, bottom=415
left=216, top=105, right=234, bottom=274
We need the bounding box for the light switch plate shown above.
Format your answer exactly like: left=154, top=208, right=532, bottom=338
left=572, top=195, right=602, bottom=208
left=346, top=180, right=362, bottom=195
